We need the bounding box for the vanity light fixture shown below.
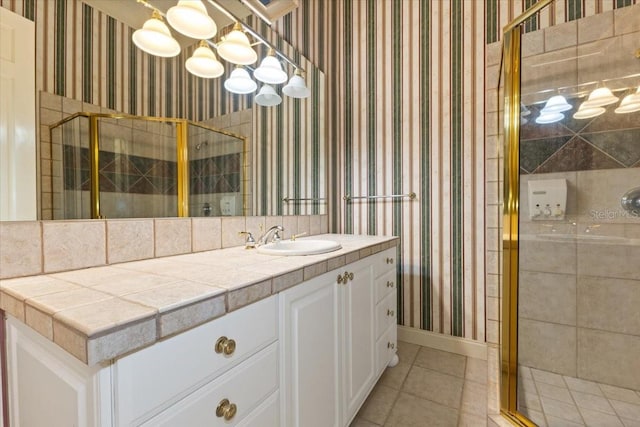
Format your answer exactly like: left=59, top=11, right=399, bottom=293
left=573, top=106, right=606, bottom=119
left=580, top=87, right=619, bottom=109
left=283, top=69, right=311, bottom=99
left=217, top=22, right=258, bottom=65
left=253, top=49, right=288, bottom=84
left=224, top=66, right=257, bottom=94
left=132, top=10, right=180, bottom=57
left=166, top=0, right=217, bottom=39
left=540, top=95, right=572, bottom=114
left=255, top=84, right=283, bottom=106
left=186, top=41, right=224, bottom=78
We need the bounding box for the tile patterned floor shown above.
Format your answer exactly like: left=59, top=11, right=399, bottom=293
left=518, top=365, right=640, bottom=427
left=350, top=341, right=488, bottom=427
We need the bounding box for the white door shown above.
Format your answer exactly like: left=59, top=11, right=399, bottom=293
left=0, top=8, right=36, bottom=220
left=280, top=272, right=341, bottom=427
left=340, top=259, right=376, bottom=424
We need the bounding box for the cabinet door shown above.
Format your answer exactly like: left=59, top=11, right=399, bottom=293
left=280, top=272, right=340, bottom=427
left=5, top=317, right=112, bottom=427
left=340, top=259, right=376, bottom=424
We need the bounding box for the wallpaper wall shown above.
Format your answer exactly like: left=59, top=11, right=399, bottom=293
left=272, top=0, right=637, bottom=341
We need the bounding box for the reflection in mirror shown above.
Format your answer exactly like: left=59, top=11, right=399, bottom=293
left=0, top=1, right=325, bottom=220
left=48, top=113, right=247, bottom=220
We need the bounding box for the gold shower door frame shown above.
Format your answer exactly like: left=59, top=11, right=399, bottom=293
left=50, top=113, right=248, bottom=219
left=500, top=0, right=554, bottom=426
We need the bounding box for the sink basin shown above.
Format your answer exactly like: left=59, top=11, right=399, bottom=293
left=257, top=239, right=342, bottom=256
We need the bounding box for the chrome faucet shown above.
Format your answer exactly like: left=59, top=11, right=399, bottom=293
left=257, top=225, right=284, bottom=246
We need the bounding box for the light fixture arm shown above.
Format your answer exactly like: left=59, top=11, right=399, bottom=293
left=205, top=0, right=304, bottom=73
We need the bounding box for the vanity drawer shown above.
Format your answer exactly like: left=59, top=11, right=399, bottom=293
left=141, top=343, right=279, bottom=427
left=376, top=291, right=397, bottom=339
left=375, top=323, right=397, bottom=374
left=114, top=295, right=278, bottom=426
left=374, top=247, right=397, bottom=278
left=375, top=269, right=397, bottom=303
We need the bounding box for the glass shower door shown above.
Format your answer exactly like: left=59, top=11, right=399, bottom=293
left=515, top=5, right=640, bottom=427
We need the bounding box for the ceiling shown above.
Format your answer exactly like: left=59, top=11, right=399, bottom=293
left=84, top=0, right=252, bottom=47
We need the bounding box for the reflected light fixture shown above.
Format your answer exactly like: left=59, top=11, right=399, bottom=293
left=224, top=66, right=257, bottom=94
left=132, top=10, right=180, bottom=57
left=282, top=69, right=311, bottom=98
left=255, top=84, right=282, bottom=106
left=615, top=89, right=640, bottom=114
left=254, top=49, right=288, bottom=84
left=573, top=106, right=606, bottom=119
left=581, top=87, right=619, bottom=109
left=167, top=0, right=217, bottom=39
left=540, top=95, right=572, bottom=114
left=217, top=23, right=258, bottom=65
left=535, top=112, right=564, bottom=124
left=186, top=41, right=224, bottom=78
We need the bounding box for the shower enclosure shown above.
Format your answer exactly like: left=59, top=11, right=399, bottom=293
left=502, top=1, right=640, bottom=426
left=49, top=113, right=246, bottom=219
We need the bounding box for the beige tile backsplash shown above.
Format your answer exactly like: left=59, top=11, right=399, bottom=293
left=0, top=215, right=329, bottom=280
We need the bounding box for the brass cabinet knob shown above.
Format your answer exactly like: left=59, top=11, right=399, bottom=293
left=337, top=273, right=345, bottom=284
left=215, top=336, right=236, bottom=356
left=387, top=309, right=395, bottom=317
left=348, top=272, right=354, bottom=281
left=386, top=257, right=394, bottom=264
left=387, top=342, right=395, bottom=349
left=338, top=272, right=354, bottom=284
left=216, top=398, right=237, bottom=420
left=386, top=281, right=394, bottom=288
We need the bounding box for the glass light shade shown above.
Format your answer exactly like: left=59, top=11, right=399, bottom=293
left=581, top=87, right=619, bottom=109
left=614, top=95, right=640, bottom=114
left=520, top=103, right=531, bottom=117
left=540, top=95, right=572, bottom=114
left=254, top=52, right=288, bottom=84
left=167, top=0, right=217, bottom=39
left=132, top=13, right=180, bottom=57
left=255, top=84, right=282, bottom=106
left=224, top=67, right=257, bottom=94
left=282, top=71, right=310, bottom=98
left=217, top=23, right=257, bottom=65
left=628, top=86, right=640, bottom=104
left=573, top=106, right=606, bottom=119
left=186, top=42, right=224, bottom=78
left=535, top=112, right=564, bottom=124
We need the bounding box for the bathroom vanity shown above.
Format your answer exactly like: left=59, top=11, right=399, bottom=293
left=1, top=234, right=398, bottom=427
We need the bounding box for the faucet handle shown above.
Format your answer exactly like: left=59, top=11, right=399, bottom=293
left=238, top=231, right=256, bottom=249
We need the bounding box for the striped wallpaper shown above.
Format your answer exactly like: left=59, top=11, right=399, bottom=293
left=272, top=0, right=635, bottom=340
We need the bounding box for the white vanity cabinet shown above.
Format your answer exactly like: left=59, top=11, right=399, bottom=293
left=279, top=249, right=397, bottom=427
left=5, top=295, right=279, bottom=427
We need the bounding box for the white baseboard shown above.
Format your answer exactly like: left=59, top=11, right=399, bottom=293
left=397, top=325, right=487, bottom=360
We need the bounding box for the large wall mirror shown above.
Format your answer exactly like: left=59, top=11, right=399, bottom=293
left=1, top=0, right=325, bottom=221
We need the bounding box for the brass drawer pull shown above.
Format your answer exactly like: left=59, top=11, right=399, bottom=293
left=386, top=257, right=394, bottom=264
left=338, top=271, right=353, bottom=284
left=387, top=342, right=395, bottom=349
left=387, top=309, right=395, bottom=317
left=216, top=398, right=237, bottom=420
left=215, top=336, right=236, bottom=356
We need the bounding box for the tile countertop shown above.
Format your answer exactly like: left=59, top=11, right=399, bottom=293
left=0, top=234, right=398, bottom=366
